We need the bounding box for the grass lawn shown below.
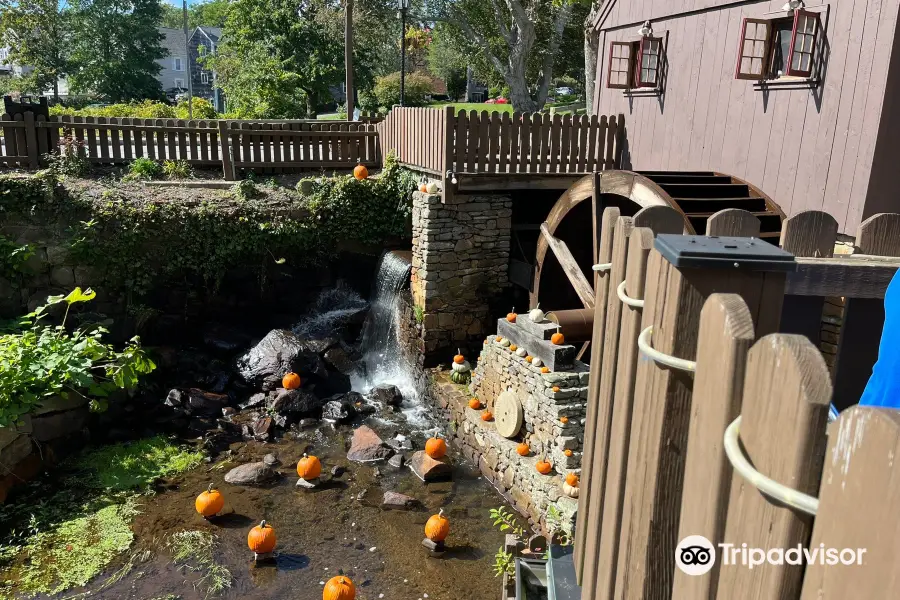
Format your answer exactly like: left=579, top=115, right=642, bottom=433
left=429, top=102, right=515, bottom=115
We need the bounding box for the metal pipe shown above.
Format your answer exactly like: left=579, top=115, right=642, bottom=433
left=546, top=309, right=595, bottom=341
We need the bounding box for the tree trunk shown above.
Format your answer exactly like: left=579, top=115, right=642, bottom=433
left=305, top=92, right=317, bottom=118
left=584, top=3, right=600, bottom=113
left=465, top=65, right=474, bottom=102
left=53, top=79, right=60, bottom=103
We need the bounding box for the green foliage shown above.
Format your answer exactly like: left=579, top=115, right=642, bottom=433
left=0, top=288, right=156, bottom=427
left=0, top=0, right=71, bottom=100
left=493, top=548, right=515, bottom=578
left=68, top=0, right=166, bottom=102
left=414, top=304, right=424, bottom=324
left=126, top=157, right=163, bottom=180
left=374, top=72, right=434, bottom=108
left=45, top=130, right=91, bottom=177
left=163, top=159, right=193, bottom=180
left=176, top=97, right=219, bottom=119
left=231, top=179, right=258, bottom=201
left=77, top=436, right=205, bottom=492
left=168, top=530, right=233, bottom=596
left=427, top=26, right=469, bottom=101
left=545, top=502, right=573, bottom=546
left=0, top=235, right=34, bottom=280
left=489, top=505, right=525, bottom=577
left=160, top=0, right=231, bottom=29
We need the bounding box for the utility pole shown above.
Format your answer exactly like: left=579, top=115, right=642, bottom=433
left=345, top=0, right=354, bottom=120
left=399, top=0, right=408, bottom=106
left=182, top=0, right=193, bottom=118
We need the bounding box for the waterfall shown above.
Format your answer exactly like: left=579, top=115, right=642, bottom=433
left=354, top=251, right=428, bottom=423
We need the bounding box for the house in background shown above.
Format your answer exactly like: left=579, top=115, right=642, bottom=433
left=189, top=26, right=223, bottom=113
left=157, top=27, right=189, bottom=100
left=589, top=0, right=900, bottom=234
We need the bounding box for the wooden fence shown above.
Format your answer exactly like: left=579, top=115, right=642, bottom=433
left=573, top=207, right=900, bottom=600
left=377, top=106, right=624, bottom=177
left=0, top=112, right=381, bottom=178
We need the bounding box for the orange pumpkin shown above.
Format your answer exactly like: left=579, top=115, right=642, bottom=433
left=481, top=410, right=494, bottom=422
left=323, top=575, right=356, bottom=600
left=195, top=483, right=224, bottom=518
left=536, top=459, right=552, bottom=475
left=468, top=397, right=481, bottom=410
left=495, top=336, right=503, bottom=342
left=248, top=520, right=277, bottom=554
left=552, top=386, right=560, bottom=393
left=560, top=416, right=569, bottom=424
left=297, top=453, right=322, bottom=480
left=453, top=348, right=465, bottom=364
left=525, top=356, right=533, bottom=363
left=566, top=472, right=579, bottom=487
left=516, top=443, right=530, bottom=456
left=506, top=311, right=517, bottom=323
left=551, top=332, right=565, bottom=345
left=564, top=449, right=573, bottom=457
left=541, top=367, right=550, bottom=374
left=282, top=372, right=301, bottom=390
left=425, top=508, right=450, bottom=542
left=419, top=183, right=428, bottom=193
left=425, top=437, right=447, bottom=459
left=509, top=344, right=518, bottom=352
left=353, top=164, right=369, bottom=181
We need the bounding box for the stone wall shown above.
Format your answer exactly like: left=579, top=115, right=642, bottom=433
left=410, top=191, right=511, bottom=361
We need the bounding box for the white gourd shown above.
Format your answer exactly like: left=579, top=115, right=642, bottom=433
left=529, top=307, right=545, bottom=322
left=515, top=347, right=527, bottom=357
left=452, top=361, right=471, bottom=373
left=425, top=181, right=440, bottom=194
left=532, top=358, right=543, bottom=368
left=562, top=482, right=579, bottom=498
left=500, top=338, right=511, bottom=347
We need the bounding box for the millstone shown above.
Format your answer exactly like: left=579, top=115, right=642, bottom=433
left=494, top=390, right=523, bottom=438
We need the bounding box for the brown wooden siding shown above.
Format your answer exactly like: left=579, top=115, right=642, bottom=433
left=593, top=0, right=900, bottom=234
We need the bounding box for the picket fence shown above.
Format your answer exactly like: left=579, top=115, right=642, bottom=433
left=574, top=204, right=900, bottom=600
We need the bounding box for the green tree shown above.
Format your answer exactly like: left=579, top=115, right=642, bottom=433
left=423, top=0, right=586, bottom=112
left=69, top=0, right=166, bottom=101
left=208, top=0, right=344, bottom=117
left=426, top=26, right=468, bottom=100
left=0, top=0, right=71, bottom=100
left=160, top=0, right=232, bottom=29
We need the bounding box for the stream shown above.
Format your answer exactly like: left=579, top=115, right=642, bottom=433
left=7, top=251, right=512, bottom=600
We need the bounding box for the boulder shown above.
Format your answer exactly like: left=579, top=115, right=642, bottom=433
left=252, top=416, right=274, bottom=440
left=164, top=389, right=183, bottom=407
left=299, top=337, right=338, bottom=355
left=409, top=450, right=453, bottom=482
left=367, top=384, right=403, bottom=407
left=239, top=392, right=268, bottom=410
left=346, top=425, right=393, bottom=463
left=387, top=454, right=405, bottom=469
left=263, top=453, right=280, bottom=467
left=315, top=371, right=352, bottom=397
left=224, top=461, right=278, bottom=486
left=203, top=323, right=253, bottom=354
left=268, top=388, right=323, bottom=416
left=235, top=329, right=328, bottom=390
left=186, top=389, right=230, bottom=416
left=323, top=345, right=358, bottom=375
left=322, top=399, right=357, bottom=423
left=382, top=491, right=418, bottom=509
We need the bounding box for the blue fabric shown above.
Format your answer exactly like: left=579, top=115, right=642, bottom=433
left=859, top=269, right=900, bottom=408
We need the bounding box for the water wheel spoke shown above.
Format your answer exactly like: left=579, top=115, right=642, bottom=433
left=539, top=223, right=595, bottom=309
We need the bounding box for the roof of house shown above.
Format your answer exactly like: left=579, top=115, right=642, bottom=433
left=158, top=27, right=187, bottom=58
left=193, top=26, right=223, bottom=45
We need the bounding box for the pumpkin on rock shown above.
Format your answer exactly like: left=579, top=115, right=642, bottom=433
left=195, top=483, right=224, bottom=518
left=481, top=410, right=494, bottom=422
left=516, top=443, right=530, bottom=456
left=282, top=372, right=301, bottom=390
left=468, top=397, right=482, bottom=410
left=453, top=349, right=465, bottom=364
left=419, top=183, right=428, bottom=193
left=324, top=576, right=356, bottom=600
left=425, top=508, right=450, bottom=542
left=551, top=331, right=565, bottom=345
left=353, top=164, right=368, bottom=181
left=425, top=437, right=447, bottom=459
left=506, top=309, right=517, bottom=323
left=297, top=453, right=322, bottom=480
left=536, top=459, right=552, bottom=475
left=563, top=473, right=579, bottom=498
left=450, top=354, right=472, bottom=384
left=248, top=520, right=277, bottom=554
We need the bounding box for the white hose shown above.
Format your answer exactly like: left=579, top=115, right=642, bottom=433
left=617, top=280, right=645, bottom=308
left=723, top=416, right=819, bottom=516
left=592, top=262, right=613, bottom=272
left=637, top=326, right=697, bottom=372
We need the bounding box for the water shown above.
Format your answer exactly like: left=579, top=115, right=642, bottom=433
left=352, top=251, right=432, bottom=428
left=292, top=286, right=368, bottom=340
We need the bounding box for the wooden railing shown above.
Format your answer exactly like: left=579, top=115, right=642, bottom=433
left=0, top=112, right=381, bottom=178
left=377, top=106, right=624, bottom=178
left=573, top=207, right=900, bottom=600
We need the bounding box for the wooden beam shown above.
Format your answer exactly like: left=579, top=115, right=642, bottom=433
left=457, top=173, right=584, bottom=192
left=539, top=222, right=595, bottom=309
left=785, top=255, right=900, bottom=298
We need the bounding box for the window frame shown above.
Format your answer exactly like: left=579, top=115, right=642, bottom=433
left=173, top=78, right=185, bottom=89
left=734, top=18, right=773, bottom=81
left=786, top=9, right=819, bottom=78
left=635, top=35, right=663, bottom=88
left=201, top=71, right=209, bottom=84
left=173, top=57, right=183, bottom=72
left=607, top=41, right=635, bottom=90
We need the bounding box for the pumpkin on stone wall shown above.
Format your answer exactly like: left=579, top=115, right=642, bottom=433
left=516, top=442, right=530, bottom=456
left=481, top=410, right=494, bottom=422
left=506, top=309, right=517, bottom=323
left=563, top=473, right=579, bottom=498
left=450, top=357, right=472, bottom=384
left=468, top=397, right=482, bottom=410
left=536, top=459, right=552, bottom=475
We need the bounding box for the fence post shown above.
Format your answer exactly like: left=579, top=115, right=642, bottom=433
left=799, top=407, right=900, bottom=599
left=671, top=293, right=755, bottom=600
left=442, top=105, right=455, bottom=204
left=715, top=333, right=831, bottom=599
left=614, top=237, right=789, bottom=600
left=23, top=111, right=38, bottom=169
left=219, top=120, right=235, bottom=181
left=705, top=208, right=761, bottom=237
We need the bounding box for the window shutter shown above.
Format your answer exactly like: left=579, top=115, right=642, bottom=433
left=607, top=41, right=634, bottom=89
left=735, top=18, right=773, bottom=80
left=786, top=9, right=819, bottom=77
left=636, top=36, right=663, bottom=88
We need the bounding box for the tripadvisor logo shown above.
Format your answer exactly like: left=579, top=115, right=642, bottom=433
left=676, top=535, right=716, bottom=576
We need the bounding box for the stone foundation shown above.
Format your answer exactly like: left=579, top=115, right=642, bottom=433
left=411, top=191, right=511, bottom=361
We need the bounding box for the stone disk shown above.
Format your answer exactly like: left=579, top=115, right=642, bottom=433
left=494, top=390, right=523, bottom=438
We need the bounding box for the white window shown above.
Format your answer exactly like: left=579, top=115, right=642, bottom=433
left=173, top=57, right=184, bottom=71
left=201, top=72, right=209, bottom=84
left=174, top=78, right=184, bottom=89
left=0, top=48, right=8, bottom=61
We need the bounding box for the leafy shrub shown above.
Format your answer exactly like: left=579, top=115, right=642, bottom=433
left=231, top=179, right=258, bottom=201
left=126, top=157, right=162, bottom=180
left=162, top=159, right=192, bottom=180
left=76, top=436, right=204, bottom=492
left=49, top=98, right=220, bottom=120
left=373, top=72, right=434, bottom=108
left=0, top=235, right=34, bottom=279
left=0, top=288, right=156, bottom=427
left=175, top=97, right=218, bottom=120
left=45, top=131, right=90, bottom=177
